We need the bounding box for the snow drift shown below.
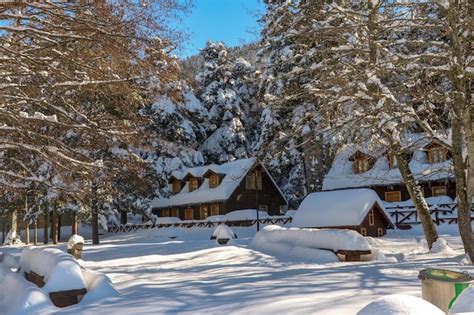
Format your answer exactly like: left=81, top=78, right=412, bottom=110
left=450, top=286, right=474, bottom=314
left=0, top=264, right=55, bottom=314
left=357, top=294, right=444, bottom=315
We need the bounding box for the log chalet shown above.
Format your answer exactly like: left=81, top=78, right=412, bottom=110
left=151, top=158, right=288, bottom=220
left=322, top=135, right=455, bottom=203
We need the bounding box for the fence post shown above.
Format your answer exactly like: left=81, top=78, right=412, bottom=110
left=434, top=210, right=440, bottom=225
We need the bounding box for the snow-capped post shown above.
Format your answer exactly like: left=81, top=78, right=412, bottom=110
left=212, top=224, right=237, bottom=245
left=67, top=235, right=85, bottom=260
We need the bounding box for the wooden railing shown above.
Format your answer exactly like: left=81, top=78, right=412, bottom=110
left=386, top=203, right=474, bottom=227
left=107, top=217, right=293, bottom=234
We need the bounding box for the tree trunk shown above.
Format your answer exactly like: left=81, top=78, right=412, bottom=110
left=91, top=183, right=100, bottom=244
left=51, top=205, right=58, bottom=244
left=452, top=120, right=474, bottom=262
left=120, top=211, right=127, bottom=225
left=71, top=212, right=78, bottom=235
left=43, top=205, right=49, bottom=244
left=33, top=219, right=38, bottom=245
left=397, top=152, right=438, bottom=249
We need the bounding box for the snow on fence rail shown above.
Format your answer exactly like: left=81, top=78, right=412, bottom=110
left=107, top=217, right=293, bottom=234
left=385, top=203, right=474, bottom=227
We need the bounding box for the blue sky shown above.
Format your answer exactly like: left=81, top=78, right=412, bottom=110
left=178, top=0, right=266, bottom=58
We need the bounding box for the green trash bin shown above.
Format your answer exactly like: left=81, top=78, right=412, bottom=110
left=418, top=268, right=472, bottom=313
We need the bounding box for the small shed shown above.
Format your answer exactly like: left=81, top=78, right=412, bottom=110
left=292, top=188, right=393, bottom=237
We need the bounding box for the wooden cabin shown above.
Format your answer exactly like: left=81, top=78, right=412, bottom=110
left=292, top=189, right=393, bottom=237
left=151, top=158, right=288, bottom=220
left=322, top=140, right=456, bottom=203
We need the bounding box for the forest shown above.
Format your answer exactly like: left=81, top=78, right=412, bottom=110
left=0, top=0, right=472, bottom=261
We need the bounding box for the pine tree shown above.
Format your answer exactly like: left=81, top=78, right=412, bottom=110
left=196, top=42, right=252, bottom=163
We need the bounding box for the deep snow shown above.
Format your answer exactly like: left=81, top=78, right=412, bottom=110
left=1, top=224, right=473, bottom=314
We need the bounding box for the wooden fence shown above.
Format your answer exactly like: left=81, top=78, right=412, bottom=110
left=107, top=217, right=293, bottom=234
left=386, top=203, right=474, bottom=227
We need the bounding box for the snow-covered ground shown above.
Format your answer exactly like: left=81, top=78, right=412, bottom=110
left=1, top=224, right=473, bottom=314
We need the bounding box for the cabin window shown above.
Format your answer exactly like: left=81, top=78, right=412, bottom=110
left=200, top=205, right=208, bottom=220
left=432, top=186, right=447, bottom=197
left=189, top=177, right=199, bottom=192
left=385, top=191, right=401, bottom=203
left=211, top=203, right=220, bottom=216
left=377, top=228, right=384, bottom=237
left=184, top=208, right=194, bottom=220
left=427, top=145, right=447, bottom=164
left=259, top=205, right=268, bottom=212
left=353, top=157, right=371, bottom=174
left=246, top=171, right=262, bottom=190
left=172, top=180, right=181, bottom=193
left=360, top=227, right=367, bottom=236
left=388, top=153, right=397, bottom=169
left=209, top=174, right=220, bottom=188
left=171, top=208, right=179, bottom=218
left=162, top=209, right=169, bottom=217
left=368, top=210, right=375, bottom=226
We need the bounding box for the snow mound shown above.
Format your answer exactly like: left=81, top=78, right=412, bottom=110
left=450, top=286, right=474, bottom=314
left=357, top=294, right=444, bottom=315
left=225, top=209, right=269, bottom=221
left=205, top=215, right=226, bottom=222
left=67, top=234, right=85, bottom=250
left=284, top=210, right=297, bottom=217
left=156, top=227, right=182, bottom=239
left=430, top=238, right=456, bottom=256
left=80, top=269, right=120, bottom=304
left=0, top=265, right=55, bottom=314
left=211, top=224, right=237, bottom=240
left=252, top=225, right=371, bottom=252
left=154, top=217, right=182, bottom=224
left=19, top=247, right=86, bottom=293
left=0, top=252, right=19, bottom=269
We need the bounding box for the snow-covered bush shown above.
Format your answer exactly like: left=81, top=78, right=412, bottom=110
left=3, top=230, right=23, bottom=246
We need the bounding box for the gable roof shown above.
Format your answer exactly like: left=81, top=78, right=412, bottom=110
left=322, top=136, right=454, bottom=191
left=291, top=188, right=389, bottom=228
left=152, top=158, right=257, bottom=208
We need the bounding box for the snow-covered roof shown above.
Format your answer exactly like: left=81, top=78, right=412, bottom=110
left=292, top=188, right=386, bottom=228
left=152, top=158, right=257, bottom=208
left=322, top=139, right=454, bottom=190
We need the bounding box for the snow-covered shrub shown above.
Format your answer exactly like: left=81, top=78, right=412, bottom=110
left=3, top=230, right=23, bottom=246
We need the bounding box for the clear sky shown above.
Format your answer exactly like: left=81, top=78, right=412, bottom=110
left=178, top=0, right=266, bottom=58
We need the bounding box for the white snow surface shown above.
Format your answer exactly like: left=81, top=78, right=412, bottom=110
left=357, top=294, right=444, bottom=315
left=19, top=247, right=86, bottom=293
left=1, top=223, right=473, bottom=314
left=152, top=158, right=256, bottom=208
left=292, top=188, right=386, bottom=227
left=450, top=286, right=474, bottom=314
left=251, top=225, right=371, bottom=252
left=323, top=142, right=454, bottom=190
left=224, top=209, right=269, bottom=221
